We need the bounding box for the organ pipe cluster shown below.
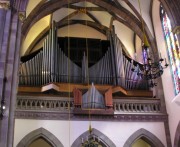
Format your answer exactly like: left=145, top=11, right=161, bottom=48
left=19, top=22, right=148, bottom=90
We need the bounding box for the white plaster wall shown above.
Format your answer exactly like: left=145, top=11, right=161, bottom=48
left=26, top=0, right=42, bottom=17
left=14, top=119, right=167, bottom=147
left=135, top=35, right=143, bottom=63
left=152, top=0, right=180, bottom=145
left=29, top=25, right=107, bottom=54
left=57, top=24, right=107, bottom=40
left=117, top=0, right=137, bottom=18
left=30, top=36, right=46, bottom=53
left=113, top=20, right=135, bottom=58
left=129, top=0, right=154, bottom=37
left=52, top=8, right=75, bottom=23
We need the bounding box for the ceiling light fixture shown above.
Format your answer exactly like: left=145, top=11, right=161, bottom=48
left=131, top=0, right=168, bottom=88
left=81, top=125, right=102, bottom=147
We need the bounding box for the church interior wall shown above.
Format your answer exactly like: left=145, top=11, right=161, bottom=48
left=14, top=119, right=167, bottom=147
left=152, top=0, right=180, bottom=145
left=0, top=0, right=178, bottom=146
left=113, top=20, right=135, bottom=58
left=57, top=24, right=107, bottom=40
left=128, top=0, right=154, bottom=37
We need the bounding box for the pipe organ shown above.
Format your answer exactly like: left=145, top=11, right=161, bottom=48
left=19, top=22, right=148, bottom=90
left=73, top=84, right=113, bottom=114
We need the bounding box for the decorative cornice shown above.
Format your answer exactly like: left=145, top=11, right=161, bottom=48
left=0, top=1, right=10, bottom=10
left=172, top=26, right=180, bottom=35
left=15, top=111, right=168, bottom=122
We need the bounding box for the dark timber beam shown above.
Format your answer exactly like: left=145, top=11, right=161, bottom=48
left=86, top=11, right=101, bottom=24
left=65, top=4, right=105, bottom=11
left=60, top=9, right=101, bottom=25
left=60, top=10, right=79, bottom=22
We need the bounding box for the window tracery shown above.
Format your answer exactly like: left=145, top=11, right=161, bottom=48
left=160, top=5, right=180, bottom=95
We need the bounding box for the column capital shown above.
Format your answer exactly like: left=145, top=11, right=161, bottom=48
left=0, top=1, right=10, bottom=10
left=18, top=11, right=26, bottom=22
left=172, top=26, right=180, bottom=35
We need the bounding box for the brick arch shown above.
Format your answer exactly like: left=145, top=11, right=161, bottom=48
left=174, top=121, right=180, bottom=147
left=71, top=128, right=116, bottom=147
left=123, top=128, right=165, bottom=147
left=16, top=127, right=64, bottom=147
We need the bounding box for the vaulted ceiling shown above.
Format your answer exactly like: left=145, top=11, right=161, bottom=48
left=21, top=0, right=156, bottom=61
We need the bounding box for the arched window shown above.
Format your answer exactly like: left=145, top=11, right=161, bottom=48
left=29, top=137, right=52, bottom=147
left=160, top=5, right=180, bottom=95
left=132, top=138, right=152, bottom=147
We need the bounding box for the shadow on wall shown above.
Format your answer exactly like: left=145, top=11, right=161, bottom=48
left=174, top=121, right=180, bottom=147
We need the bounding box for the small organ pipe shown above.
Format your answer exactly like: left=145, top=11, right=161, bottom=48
left=36, top=54, right=39, bottom=85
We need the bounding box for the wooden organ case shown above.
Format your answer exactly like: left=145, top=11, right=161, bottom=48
left=73, top=84, right=114, bottom=115
left=19, top=22, right=150, bottom=115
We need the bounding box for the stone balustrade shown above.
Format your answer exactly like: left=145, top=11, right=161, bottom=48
left=16, top=96, right=161, bottom=114
left=113, top=98, right=161, bottom=113
left=16, top=96, right=74, bottom=112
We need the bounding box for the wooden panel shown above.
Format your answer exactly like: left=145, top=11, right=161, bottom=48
left=73, top=108, right=114, bottom=115
left=41, top=83, right=59, bottom=92
left=105, top=88, right=113, bottom=107
left=18, top=83, right=153, bottom=97
left=73, top=88, right=82, bottom=106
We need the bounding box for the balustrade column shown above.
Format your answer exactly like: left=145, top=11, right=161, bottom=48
left=135, top=104, right=137, bottom=112
left=118, top=104, right=120, bottom=111
left=30, top=101, right=33, bottom=109
left=114, top=103, right=116, bottom=111
left=122, top=103, right=125, bottom=111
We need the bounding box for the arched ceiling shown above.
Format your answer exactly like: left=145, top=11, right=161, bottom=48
left=22, top=0, right=155, bottom=60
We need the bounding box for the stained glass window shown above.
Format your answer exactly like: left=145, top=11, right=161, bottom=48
left=160, top=5, right=180, bottom=95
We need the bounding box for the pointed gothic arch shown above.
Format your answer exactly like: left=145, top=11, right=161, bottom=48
left=174, top=121, right=180, bottom=147
left=71, top=128, right=116, bottom=147
left=16, top=127, right=64, bottom=147
left=123, top=128, right=165, bottom=147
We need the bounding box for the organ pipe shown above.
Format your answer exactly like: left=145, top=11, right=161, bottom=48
left=19, top=23, right=148, bottom=90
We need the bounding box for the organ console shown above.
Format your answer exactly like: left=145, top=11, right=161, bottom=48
left=19, top=21, right=149, bottom=91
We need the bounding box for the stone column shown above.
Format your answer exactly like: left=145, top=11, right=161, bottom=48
left=0, top=1, right=22, bottom=147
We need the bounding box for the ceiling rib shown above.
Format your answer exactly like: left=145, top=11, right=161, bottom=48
left=86, top=11, right=101, bottom=24
left=22, top=0, right=156, bottom=58
left=65, top=4, right=106, bottom=11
